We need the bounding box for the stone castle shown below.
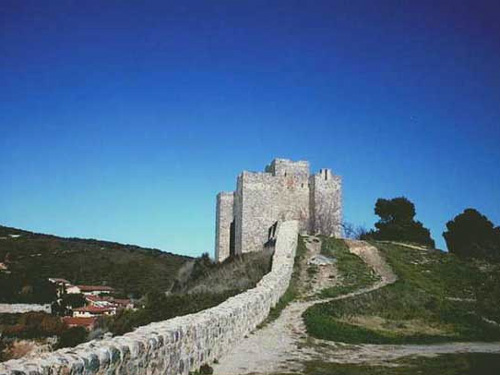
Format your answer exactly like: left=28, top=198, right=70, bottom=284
left=215, top=158, right=342, bottom=262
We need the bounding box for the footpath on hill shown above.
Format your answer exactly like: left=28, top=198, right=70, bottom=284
left=212, top=237, right=500, bottom=375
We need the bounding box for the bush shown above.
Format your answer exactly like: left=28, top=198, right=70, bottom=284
left=57, top=326, right=88, bottom=348
left=1, top=312, right=66, bottom=339
left=199, top=364, right=214, bottom=374
left=443, top=208, right=500, bottom=260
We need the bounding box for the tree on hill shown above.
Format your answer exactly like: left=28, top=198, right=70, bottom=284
left=362, top=197, right=435, bottom=248
left=443, top=208, right=500, bottom=260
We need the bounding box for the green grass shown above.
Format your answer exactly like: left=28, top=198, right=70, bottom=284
left=375, top=242, right=480, bottom=300
left=259, top=235, right=307, bottom=326
left=304, top=242, right=500, bottom=344
left=318, top=238, right=379, bottom=299
left=289, top=353, right=500, bottom=375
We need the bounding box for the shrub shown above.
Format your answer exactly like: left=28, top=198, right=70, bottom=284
left=2, top=312, right=65, bottom=339
left=443, top=208, right=500, bottom=260
left=199, top=364, right=214, bottom=374
left=57, top=326, right=88, bottom=348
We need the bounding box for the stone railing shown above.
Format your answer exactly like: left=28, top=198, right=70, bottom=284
left=0, top=304, right=51, bottom=314
left=0, top=220, right=299, bottom=375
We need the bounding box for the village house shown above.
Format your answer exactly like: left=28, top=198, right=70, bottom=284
left=66, top=285, right=82, bottom=294
left=85, top=295, right=134, bottom=310
left=77, top=285, right=115, bottom=296
left=72, top=305, right=116, bottom=318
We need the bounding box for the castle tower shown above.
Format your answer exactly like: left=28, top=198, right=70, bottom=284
left=309, top=168, right=342, bottom=237
left=215, top=192, right=235, bottom=262
left=215, top=158, right=342, bottom=262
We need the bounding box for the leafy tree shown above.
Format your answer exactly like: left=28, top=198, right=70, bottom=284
left=0, top=274, right=56, bottom=303
left=443, top=208, right=500, bottom=260
left=363, top=197, right=435, bottom=247
left=52, top=293, right=87, bottom=316
left=61, top=293, right=86, bottom=308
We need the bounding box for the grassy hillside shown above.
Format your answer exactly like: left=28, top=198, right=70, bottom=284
left=304, top=239, right=500, bottom=344
left=317, top=238, right=380, bottom=299
left=109, top=249, right=275, bottom=335
left=270, top=353, right=500, bottom=375
left=0, top=225, right=191, bottom=300
left=173, top=248, right=274, bottom=294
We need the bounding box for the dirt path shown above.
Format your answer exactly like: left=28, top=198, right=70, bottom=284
left=212, top=238, right=500, bottom=375
left=212, top=238, right=396, bottom=375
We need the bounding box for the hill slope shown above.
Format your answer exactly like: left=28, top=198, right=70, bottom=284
left=213, top=236, right=500, bottom=375
left=0, top=225, right=191, bottom=301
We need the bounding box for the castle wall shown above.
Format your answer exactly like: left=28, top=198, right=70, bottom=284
left=309, top=169, right=342, bottom=237
left=267, top=158, right=310, bottom=179
left=0, top=221, right=299, bottom=375
left=236, top=171, right=309, bottom=254
left=0, top=303, right=51, bottom=314
left=215, top=192, right=234, bottom=262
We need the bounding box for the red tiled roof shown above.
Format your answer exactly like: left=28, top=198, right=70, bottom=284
left=62, top=317, right=97, bottom=328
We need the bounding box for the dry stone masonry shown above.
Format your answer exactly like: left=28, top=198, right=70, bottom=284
left=0, top=221, right=299, bottom=375
left=0, top=304, right=51, bottom=314
left=215, top=158, right=342, bottom=262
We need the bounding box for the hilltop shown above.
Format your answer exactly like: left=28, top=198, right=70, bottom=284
left=0, top=225, right=191, bottom=301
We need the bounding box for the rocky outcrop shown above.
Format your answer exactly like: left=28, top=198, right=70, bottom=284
left=0, top=221, right=299, bottom=375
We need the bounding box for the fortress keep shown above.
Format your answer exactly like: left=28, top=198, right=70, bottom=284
left=215, top=158, right=342, bottom=262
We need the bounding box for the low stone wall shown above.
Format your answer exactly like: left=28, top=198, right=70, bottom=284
left=0, top=304, right=51, bottom=314
left=0, top=221, right=299, bottom=375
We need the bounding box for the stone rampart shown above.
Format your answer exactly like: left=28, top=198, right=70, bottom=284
left=0, top=304, right=51, bottom=314
left=0, top=221, right=299, bottom=375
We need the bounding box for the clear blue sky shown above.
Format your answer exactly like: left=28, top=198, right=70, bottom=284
left=1, top=1, right=499, bottom=257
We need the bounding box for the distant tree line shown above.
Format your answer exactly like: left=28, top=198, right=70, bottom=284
left=0, top=274, right=56, bottom=303
left=357, top=196, right=500, bottom=261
